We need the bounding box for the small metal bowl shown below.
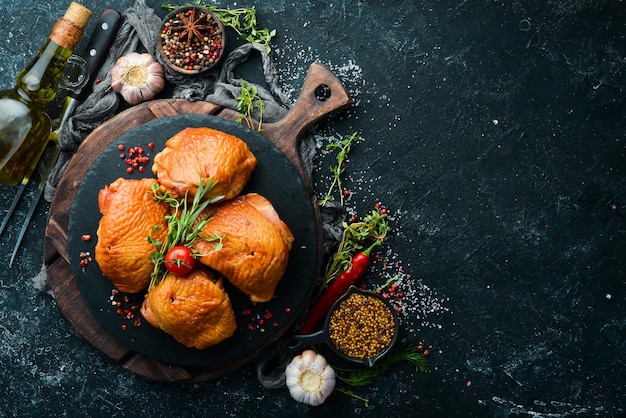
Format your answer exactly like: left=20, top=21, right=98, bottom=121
left=286, top=286, right=400, bottom=367
left=158, top=6, right=226, bottom=75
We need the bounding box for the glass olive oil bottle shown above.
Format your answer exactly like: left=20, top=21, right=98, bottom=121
left=0, top=2, right=91, bottom=185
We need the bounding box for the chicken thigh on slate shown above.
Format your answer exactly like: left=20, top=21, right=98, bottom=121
left=152, top=127, right=257, bottom=201
left=141, top=267, right=237, bottom=349
left=95, top=177, right=169, bottom=293
left=193, top=193, right=294, bottom=303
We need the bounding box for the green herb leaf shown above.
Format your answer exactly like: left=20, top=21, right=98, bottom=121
left=162, top=2, right=277, bottom=53
left=335, top=344, right=428, bottom=388
left=236, top=79, right=266, bottom=132
left=148, top=178, right=223, bottom=289
left=320, top=208, right=390, bottom=291
left=335, top=387, right=370, bottom=407
left=320, top=132, right=363, bottom=206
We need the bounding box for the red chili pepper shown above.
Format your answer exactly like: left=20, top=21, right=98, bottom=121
left=298, top=240, right=381, bottom=334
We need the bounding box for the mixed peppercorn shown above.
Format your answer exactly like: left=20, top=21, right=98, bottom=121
left=78, top=234, right=93, bottom=268
left=117, top=142, right=153, bottom=174
left=241, top=302, right=293, bottom=333
left=109, top=288, right=142, bottom=330
left=160, top=7, right=224, bottom=74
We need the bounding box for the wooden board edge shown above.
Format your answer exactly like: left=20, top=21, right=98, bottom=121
left=47, top=256, right=132, bottom=361
left=44, top=99, right=235, bottom=381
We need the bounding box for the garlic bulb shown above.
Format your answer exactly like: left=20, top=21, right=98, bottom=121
left=111, top=52, right=165, bottom=105
left=285, top=350, right=335, bottom=406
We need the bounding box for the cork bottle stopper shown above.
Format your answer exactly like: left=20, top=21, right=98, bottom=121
left=63, top=2, right=92, bottom=28
left=49, top=2, right=92, bottom=51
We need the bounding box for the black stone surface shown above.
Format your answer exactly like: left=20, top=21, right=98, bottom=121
left=0, top=1, right=624, bottom=417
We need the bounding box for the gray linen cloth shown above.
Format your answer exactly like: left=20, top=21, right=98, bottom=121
left=44, top=0, right=298, bottom=200
left=34, top=0, right=345, bottom=389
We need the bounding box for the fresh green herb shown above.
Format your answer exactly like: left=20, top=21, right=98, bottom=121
left=320, top=132, right=363, bottom=206
left=376, top=274, right=400, bottom=292
left=162, top=2, right=277, bottom=53
left=148, top=178, right=223, bottom=289
left=335, top=387, right=369, bottom=407
left=236, top=79, right=266, bottom=132
left=332, top=344, right=427, bottom=406
left=335, top=344, right=428, bottom=388
left=321, top=209, right=389, bottom=291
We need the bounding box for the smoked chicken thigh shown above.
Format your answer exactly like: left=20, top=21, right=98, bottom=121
left=95, top=178, right=169, bottom=293
left=140, top=268, right=237, bottom=349
left=152, top=127, right=257, bottom=201
left=193, top=193, right=294, bottom=303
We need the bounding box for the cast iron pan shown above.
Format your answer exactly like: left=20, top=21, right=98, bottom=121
left=285, top=286, right=400, bottom=368
left=44, top=62, right=352, bottom=380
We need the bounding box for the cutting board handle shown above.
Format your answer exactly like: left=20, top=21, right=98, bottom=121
left=262, top=62, right=352, bottom=187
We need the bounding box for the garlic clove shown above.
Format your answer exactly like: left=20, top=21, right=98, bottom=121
left=285, top=350, right=336, bottom=406
left=110, top=52, right=165, bottom=105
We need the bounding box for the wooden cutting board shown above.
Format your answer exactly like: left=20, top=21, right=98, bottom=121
left=43, top=63, right=351, bottom=382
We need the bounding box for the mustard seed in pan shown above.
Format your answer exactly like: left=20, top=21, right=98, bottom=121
left=328, top=292, right=396, bottom=359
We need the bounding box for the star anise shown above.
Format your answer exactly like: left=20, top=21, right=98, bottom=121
left=170, top=9, right=213, bottom=46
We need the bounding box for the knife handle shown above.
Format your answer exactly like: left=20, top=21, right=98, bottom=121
left=71, top=8, right=123, bottom=102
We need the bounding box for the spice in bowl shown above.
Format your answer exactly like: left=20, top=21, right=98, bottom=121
left=328, top=290, right=397, bottom=360
left=159, top=6, right=225, bottom=75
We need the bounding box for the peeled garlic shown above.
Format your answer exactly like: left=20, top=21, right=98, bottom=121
left=285, top=350, right=335, bottom=406
left=111, top=52, right=165, bottom=105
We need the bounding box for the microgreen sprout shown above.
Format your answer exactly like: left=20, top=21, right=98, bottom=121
left=236, top=79, right=266, bottom=132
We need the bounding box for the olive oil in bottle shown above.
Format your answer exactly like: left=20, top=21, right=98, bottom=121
left=0, top=2, right=91, bottom=185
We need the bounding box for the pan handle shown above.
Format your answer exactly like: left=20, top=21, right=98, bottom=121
left=282, top=329, right=328, bottom=353
left=262, top=62, right=352, bottom=188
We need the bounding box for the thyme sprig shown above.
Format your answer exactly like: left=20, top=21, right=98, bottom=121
left=320, top=209, right=390, bottom=291
left=162, top=2, right=277, bottom=53
left=148, top=178, right=224, bottom=289
left=320, top=132, right=363, bottom=206
left=236, top=79, right=266, bottom=132
left=335, top=344, right=428, bottom=388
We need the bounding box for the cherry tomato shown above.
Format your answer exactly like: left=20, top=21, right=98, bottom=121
left=164, top=246, right=195, bottom=275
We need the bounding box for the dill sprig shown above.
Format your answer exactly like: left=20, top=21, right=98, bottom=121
left=148, top=178, right=223, bottom=289
left=334, top=344, right=428, bottom=388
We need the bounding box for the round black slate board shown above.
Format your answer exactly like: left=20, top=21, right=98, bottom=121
left=67, top=114, right=319, bottom=368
